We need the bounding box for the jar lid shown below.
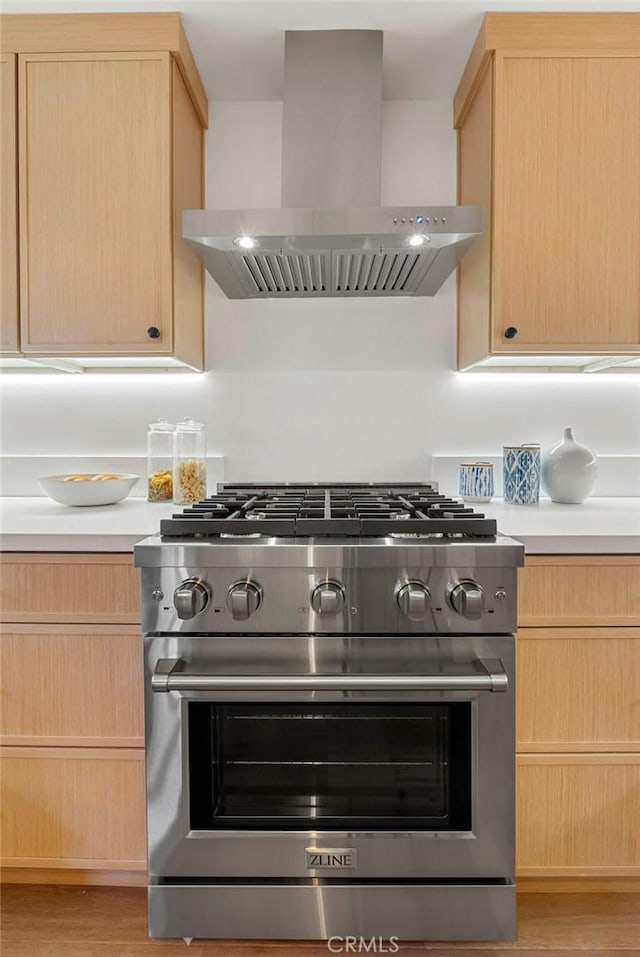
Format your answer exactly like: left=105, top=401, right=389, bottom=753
left=176, top=417, right=205, bottom=432
left=148, top=418, right=175, bottom=432
left=461, top=461, right=493, bottom=467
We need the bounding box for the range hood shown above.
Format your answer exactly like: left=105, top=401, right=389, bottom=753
left=184, top=30, right=480, bottom=299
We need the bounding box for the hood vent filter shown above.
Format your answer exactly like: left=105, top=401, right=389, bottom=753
left=227, top=246, right=446, bottom=298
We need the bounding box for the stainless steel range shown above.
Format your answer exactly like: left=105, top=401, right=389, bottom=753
left=134, top=483, right=524, bottom=943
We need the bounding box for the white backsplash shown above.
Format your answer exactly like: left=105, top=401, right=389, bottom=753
left=0, top=100, right=638, bottom=481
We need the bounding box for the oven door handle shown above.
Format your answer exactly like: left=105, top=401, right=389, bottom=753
left=151, top=658, right=508, bottom=693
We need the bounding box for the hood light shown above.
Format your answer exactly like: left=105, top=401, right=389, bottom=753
left=408, top=234, right=429, bottom=247
left=234, top=236, right=256, bottom=249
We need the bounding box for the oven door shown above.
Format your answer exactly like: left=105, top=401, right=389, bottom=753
left=144, top=635, right=514, bottom=880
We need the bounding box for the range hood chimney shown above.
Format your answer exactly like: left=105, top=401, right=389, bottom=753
left=184, top=30, right=480, bottom=299
left=281, top=30, right=382, bottom=209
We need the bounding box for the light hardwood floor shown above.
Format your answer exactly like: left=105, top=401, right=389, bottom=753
left=1, top=885, right=639, bottom=956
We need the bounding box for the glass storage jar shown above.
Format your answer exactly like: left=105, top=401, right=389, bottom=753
left=147, top=419, right=175, bottom=502
left=174, top=418, right=207, bottom=504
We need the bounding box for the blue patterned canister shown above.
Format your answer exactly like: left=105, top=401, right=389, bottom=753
left=503, top=445, right=541, bottom=505
left=459, top=462, right=494, bottom=502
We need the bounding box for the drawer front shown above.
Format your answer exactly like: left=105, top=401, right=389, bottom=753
left=0, top=625, right=143, bottom=746
left=517, top=628, right=640, bottom=752
left=0, top=747, right=146, bottom=869
left=519, top=556, right=640, bottom=626
left=516, top=754, right=640, bottom=876
left=0, top=553, right=139, bottom=623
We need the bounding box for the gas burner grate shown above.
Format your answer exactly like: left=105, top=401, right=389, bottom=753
left=160, top=483, right=497, bottom=539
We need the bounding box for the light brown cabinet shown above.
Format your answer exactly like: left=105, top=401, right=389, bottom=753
left=456, top=14, right=640, bottom=370
left=0, top=53, right=19, bottom=354
left=0, top=553, right=139, bottom=624
left=518, top=554, right=640, bottom=627
left=19, top=52, right=173, bottom=356
left=516, top=555, right=640, bottom=879
left=517, top=755, right=640, bottom=876
left=0, top=14, right=207, bottom=370
left=0, top=747, right=146, bottom=870
left=516, top=628, right=640, bottom=753
left=0, top=552, right=144, bottom=879
left=0, top=625, right=143, bottom=747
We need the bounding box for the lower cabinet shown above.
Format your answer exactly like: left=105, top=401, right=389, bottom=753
left=0, top=553, right=139, bottom=624
left=0, top=747, right=146, bottom=869
left=517, top=755, right=640, bottom=876
left=0, top=625, right=143, bottom=747
left=518, top=555, right=640, bottom=627
left=515, top=556, right=640, bottom=879
left=516, top=628, right=640, bottom=752
left=0, top=553, right=145, bottom=879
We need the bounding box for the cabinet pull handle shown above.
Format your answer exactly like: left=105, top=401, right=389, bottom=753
left=504, top=327, right=518, bottom=340
left=147, top=326, right=161, bottom=339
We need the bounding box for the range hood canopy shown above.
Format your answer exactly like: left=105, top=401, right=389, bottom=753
left=184, top=30, right=480, bottom=299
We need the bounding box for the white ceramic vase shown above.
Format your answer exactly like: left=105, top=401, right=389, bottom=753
left=541, top=427, right=598, bottom=504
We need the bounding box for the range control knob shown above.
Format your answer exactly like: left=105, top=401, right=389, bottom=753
left=174, top=579, right=210, bottom=620
left=227, top=580, right=262, bottom=620
left=396, top=580, right=431, bottom=620
left=449, top=580, right=484, bottom=619
left=311, top=579, right=346, bottom=616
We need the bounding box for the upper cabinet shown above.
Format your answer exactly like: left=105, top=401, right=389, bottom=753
left=0, top=14, right=207, bottom=371
left=1, top=54, right=19, bottom=355
left=455, top=14, right=640, bottom=371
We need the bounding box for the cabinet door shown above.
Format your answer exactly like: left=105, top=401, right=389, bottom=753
left=493, top=55, right=640, bottom=352
left=0, top=747, right=146, bottom=869
left=516, top=628, right=640, bottom=752
left=1, top=54, right=19, bottom=354
left=517, top=755, right=640, bottom=876
left=19, top=53, right=173, bottom=355
left=518, top=555, right=640, bottom=627
left=0, top=553, right=139, bottom=625
left=0, top=625, right=143, bottom=747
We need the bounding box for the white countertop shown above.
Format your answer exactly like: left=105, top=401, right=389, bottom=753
left=479, top=498, right=640, bottom=554
left=0, top=497, right=176, bottom=553
left=0, top=496, right=638, bottom=554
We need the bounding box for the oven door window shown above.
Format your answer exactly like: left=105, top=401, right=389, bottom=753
left=189, top=702, right=471, bottom=831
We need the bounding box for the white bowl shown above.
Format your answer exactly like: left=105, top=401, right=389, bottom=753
left=38, top=474, right=140, bottom=507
